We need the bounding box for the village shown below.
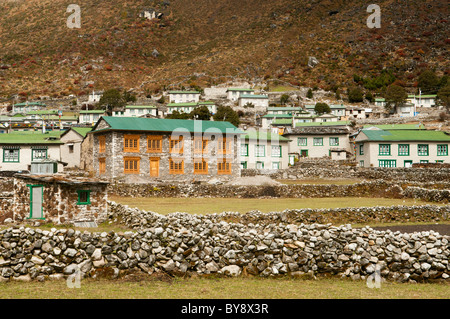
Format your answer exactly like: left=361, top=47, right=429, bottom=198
left=0, top=81, right=449, bottom=294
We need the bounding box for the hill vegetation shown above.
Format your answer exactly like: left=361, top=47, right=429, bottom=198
left=0, top=0, right=448, bottom=100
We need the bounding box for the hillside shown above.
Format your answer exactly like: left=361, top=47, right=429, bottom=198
left=0, top=0, right=448, bottom=99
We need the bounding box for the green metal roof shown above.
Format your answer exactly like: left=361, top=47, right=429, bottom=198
left=14, top=102, right=46, bottom=107
left=71, top=127, right=92, bottom=137
left=0, top=131, right=63, bottom=144
left=167, top=101, right=215, bottom=107
left=363, top=124, right=426, bottom=130
left=27, top=110, right=58, bottom=115
left=329, top=104, right=346, bottom=109
left=168, top=91, right=200, bottom=94
left=125, top=105, right=157, bottom=109
left=408, top=95, right=436, bottom=98
left=272, top=119, right=294, bottom=125
left=267, top=107, right=306, bottom=112
left=241, top=131, right=290, bottom=142
left=361, top=129, right=450, bottom=142
left=239, top=94, right=268, bottom=99
left=263, top=113, right=312, bottom=118
left=91, top=116, right=241, bottom=134
left=79, top=110, right=106, bottom=114
left=295, top=121, right=350, bottom=128
left=227, top=88, right=254, bottom=92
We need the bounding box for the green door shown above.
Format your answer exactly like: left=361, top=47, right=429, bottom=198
left=29, top=185, right=44, bottom=219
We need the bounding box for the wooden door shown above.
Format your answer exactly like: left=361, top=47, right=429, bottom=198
left=150, top=158, right=159, bottom=177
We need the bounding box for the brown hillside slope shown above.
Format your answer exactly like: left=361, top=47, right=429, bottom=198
left=0, top=0, right=448, bottom=98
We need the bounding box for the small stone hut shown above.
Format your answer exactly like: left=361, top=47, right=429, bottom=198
left=8, top=174, right=109, bottom=225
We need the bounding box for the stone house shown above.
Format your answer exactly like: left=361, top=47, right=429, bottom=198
left=12, top=102, right=46, bottom=114
left=282, top=126, right=351, bottom=160
left=87, top=116, right=242, bottom=182
left=6, top=174, right=109, bottom=225
left=240, top=131, right=290, bottom=170
left=355, top=126, right=450, bottom=168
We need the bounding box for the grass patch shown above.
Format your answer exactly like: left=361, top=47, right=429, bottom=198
left=109, top=196, right=437, bottom=215
left=0, top=276, right=448, bottom=299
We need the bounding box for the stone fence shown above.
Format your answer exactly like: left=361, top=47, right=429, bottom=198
left=108, top=180, right=450, bottom=203
left=246, top=166, right=450, bottom=183
left=0, top=201, right=448, bottom=283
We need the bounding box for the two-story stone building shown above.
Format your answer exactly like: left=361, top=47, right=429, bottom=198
left=88, top=116, right=242, bottom=182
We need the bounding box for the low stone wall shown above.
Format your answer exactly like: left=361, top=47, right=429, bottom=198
left=268, top=167, right=450, bottom=183
left=1, top=202, right=447, bottom=283
left=107, top=180, right=450, bottom=203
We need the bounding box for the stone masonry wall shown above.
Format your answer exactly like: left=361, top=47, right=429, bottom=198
left=0, top=201, right=448, bottom=283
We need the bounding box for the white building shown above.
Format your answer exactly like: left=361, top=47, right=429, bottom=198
left=227, top=88, right=255, bottom=101
left=168, top=91, right=201, bottom=104
left=240, top=131, right=290, bottom=170
left=282, top=126, right=351, bottom=160
left=407, top=95, right=436, bottom=108
left=0, top=131, right=64, bottom=172
left=238, top=94, right=269, bottom=109
left=355, top=126, right=450, bottom=167
left=79, top=110, right=106, bottom=125
left=166, top=102, right=216, bottom=115
left=119, top=105, right=159, bottom=117
left=88, top=91, right=103, bottom=104
left=59, top=127, right=92, bottom=168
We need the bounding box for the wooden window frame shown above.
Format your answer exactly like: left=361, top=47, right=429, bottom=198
left=147, top=135, right=163, bottom=153
left=193, top=159, right=208, bottom=174
left=124, top=157, right=140, bottom=174
left=218, top=138, right=232, bottom=155
left=217, top=159, right=231, bottom=175
left=98, top=136, right=106, bottom=153
left=124, top=134, right=140, bottom=153
left=194, top=138, right=208, bottom=154
left=99, top=158, right=106, bottom=174
left=298, top=138, right=307, bottom=146
left=169, top=158, right=184, bottom=174
left=170, top=136, right=184, bottom=155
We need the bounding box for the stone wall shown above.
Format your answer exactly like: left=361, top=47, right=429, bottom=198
left=0, top=201, right=447, bottom=283
left=107, top=180, right=450, bottom=203
left=256, top=166, right=450, bottom=183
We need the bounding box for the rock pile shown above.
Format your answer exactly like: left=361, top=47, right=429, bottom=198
left=0, top=202, right=448, bottom=283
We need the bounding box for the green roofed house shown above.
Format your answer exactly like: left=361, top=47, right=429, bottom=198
left=12, top=102, right=46, bottom=114
left=0, top=131, right=65, bottom=172
left=240, top=131, right=291, bottom=170
left=355, top=126, right=450, bottom=168
left=226, top=88, right=255, bottom=101
left=87, top=116, right=242, bottom=182
left=79, top=110, right=106, bottom=125
left=122, top=105, right=158, bottom=118
left=407, top=94, right=437, bottom=108
left=168, top=90, right=201, bottom=104
left=238, top=94, right=269, bottom=110
left=166, top=101, right=216, bottom=115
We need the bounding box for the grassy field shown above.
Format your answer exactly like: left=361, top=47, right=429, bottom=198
left=109, top=196, right=436, bottom=215
left=1, top=276, right=448, bottom=299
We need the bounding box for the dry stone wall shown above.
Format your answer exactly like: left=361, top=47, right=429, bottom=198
left=108, top=180, right=450, bottom=203
left=1, top=202, right=448, bottom=283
